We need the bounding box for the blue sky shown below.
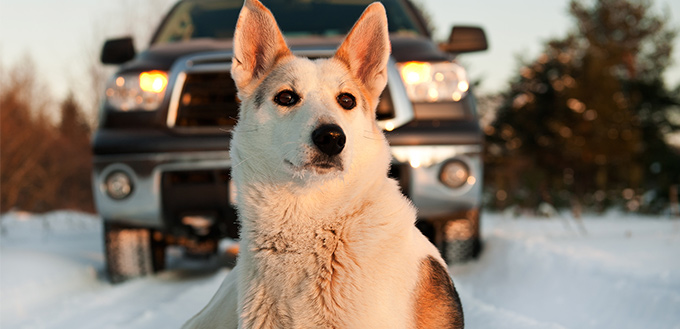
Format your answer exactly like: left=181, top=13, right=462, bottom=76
left=1, top=0, right=679, bottom=110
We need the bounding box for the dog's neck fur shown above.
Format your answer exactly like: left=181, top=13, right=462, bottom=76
left=241, top=180, right=383, bottom=252
left=233, top=139, right=402, bottom=251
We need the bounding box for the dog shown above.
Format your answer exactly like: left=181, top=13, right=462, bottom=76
left=183, top=0, right=464, bottom=328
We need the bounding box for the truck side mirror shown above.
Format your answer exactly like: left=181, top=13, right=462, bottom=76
left=101, top=37, right=136, bottom=64
left=440, top=26, right=488, bottom=54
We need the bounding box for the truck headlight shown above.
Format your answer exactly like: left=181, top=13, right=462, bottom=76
left=398, top=61, right=469, bottom=102
left=104, top=171, right=133, bottom=200
left=104, top=70, right=168, bottom=111
left=439, top=160, right=470, bottom=188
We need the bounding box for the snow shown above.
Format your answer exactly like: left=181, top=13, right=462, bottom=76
left=453, top=213, right=680, bottom=329
left=1, top=210, right=679, bottom=328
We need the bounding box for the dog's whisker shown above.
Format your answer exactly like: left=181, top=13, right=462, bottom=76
left=364, top=129, right=382, bottom=135
left=282, top=148, right=296, bottom=156
left=281, top=149, right=301, bottom=164
left=232, top=128, right=259, bottom=133
left=231, top=155, right=253, bottom=170
left=362, top=134, right=384, bottom=141
left=234, top=122, right=258, bottom=127
left=280, top=141, right=298, bottom=146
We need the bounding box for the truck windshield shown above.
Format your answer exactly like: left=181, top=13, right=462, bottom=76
left=153, top=0, right=424, bottom=44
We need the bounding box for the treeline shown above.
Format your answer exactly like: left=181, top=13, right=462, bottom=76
left=483, top=0, right=680, bottom=214
left=1, top=60, right=94, bottom=213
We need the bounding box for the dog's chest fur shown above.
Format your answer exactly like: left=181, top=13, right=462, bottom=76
left=240, top=225, right=351, bottom=329
left=235, top=182, right=420, bottom=329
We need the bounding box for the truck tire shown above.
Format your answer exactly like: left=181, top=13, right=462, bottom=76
left=441, top=210, right=482, bottom=264
left=104, top=222, right=166, bottom=283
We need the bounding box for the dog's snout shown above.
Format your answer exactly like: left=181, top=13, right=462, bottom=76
left=312, top=124, right=346, bottom=156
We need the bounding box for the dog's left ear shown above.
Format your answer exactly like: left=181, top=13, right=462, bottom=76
left=231, top=0, right=291, bottom=95
left=334, top=2, right=391, bottom=102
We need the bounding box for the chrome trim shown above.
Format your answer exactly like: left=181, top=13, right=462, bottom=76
left=165, top=52, right=233, bottom=129
left=284, top=49, right=336, bottom=58
left=166, top=71, right=186, bottom=128
left=186, top=52, right=234, bottom=67
left=186, top=61, right=232, bottom=73
left=94, top=151, right=231, bottom=163
left=390, top=144, right=482, bottom=167
left=377, top=57, right=415, bottom=131
left=165, top=52, right=415, bottom=131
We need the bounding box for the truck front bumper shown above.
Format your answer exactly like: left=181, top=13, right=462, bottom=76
left=93, top=150, right=231, bottom=229
left=390, top=144, right=483, bottom=220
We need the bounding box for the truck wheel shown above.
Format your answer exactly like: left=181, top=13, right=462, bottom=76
left=104, top=222, right=166, bottom=283
left=441, top=210, right=482, bottom=264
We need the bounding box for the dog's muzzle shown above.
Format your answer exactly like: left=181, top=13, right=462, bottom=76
left=312, top=124, right=346, bottom=156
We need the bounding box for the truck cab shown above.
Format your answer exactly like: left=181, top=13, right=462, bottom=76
left=94, top=0, right=487, bottom=282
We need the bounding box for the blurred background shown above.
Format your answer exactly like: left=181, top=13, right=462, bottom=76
left=1, top=0, right=679, bottom=215
left=1, top=1, right=679, bottom=328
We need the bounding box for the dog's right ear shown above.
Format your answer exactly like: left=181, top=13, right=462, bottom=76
left=231, top=0, right=291, bottom=95
left=334, top=2, right=391, bottom=103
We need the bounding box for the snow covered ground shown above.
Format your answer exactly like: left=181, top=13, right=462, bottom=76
left=1, top=210, right=679, bottom=328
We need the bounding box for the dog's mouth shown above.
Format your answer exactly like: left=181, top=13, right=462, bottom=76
left=285, top=156, right=343, bottom=175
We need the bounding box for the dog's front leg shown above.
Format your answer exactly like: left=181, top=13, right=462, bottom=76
left=182, top=264, right=240, bottom=329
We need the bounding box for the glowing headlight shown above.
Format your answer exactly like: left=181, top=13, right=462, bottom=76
left=105, top=70, right=168, bottom=111
left=439, top=160, right=470, bottom=188
left=398, top=61, right=469, bottom=103
left=104, top=171, right=133, bottom=200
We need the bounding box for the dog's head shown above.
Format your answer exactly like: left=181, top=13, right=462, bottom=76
left=230, top=0, right=391, bottom=187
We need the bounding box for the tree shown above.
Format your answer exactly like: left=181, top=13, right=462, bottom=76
left=1, top=58, right=56, bottom=212
left=1, top=59, right=94, bottom=213
left=485, top=0, right=680, bottom=212
left=56, top=94, right=95, bottom=212
left=60, top=92, right=91, bottom=140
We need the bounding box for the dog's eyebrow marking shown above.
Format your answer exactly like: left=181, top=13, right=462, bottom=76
left=253, top=71, right=281, bottom=109
left=289, top=77, right=298, bottom=92
left=254, top=87, right=266, bottom=109
left=334, top=70, right=372, bottom=115
left=253, top=68, right=300, bottom=109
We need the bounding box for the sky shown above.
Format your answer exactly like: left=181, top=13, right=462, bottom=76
left=1, top=0, right=679, bottom=114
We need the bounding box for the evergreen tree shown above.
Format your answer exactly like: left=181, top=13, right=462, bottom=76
left=485, top=0, right=680, bottom=212
left=60, top=92, right=91, bottom=140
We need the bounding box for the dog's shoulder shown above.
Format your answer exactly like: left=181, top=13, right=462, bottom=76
left=182, top=265, right=239, bottom=329
left=413, top=255, right=464, bottom=329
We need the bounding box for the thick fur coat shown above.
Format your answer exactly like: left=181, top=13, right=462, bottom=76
left=183, top=1, right=464, bottom=328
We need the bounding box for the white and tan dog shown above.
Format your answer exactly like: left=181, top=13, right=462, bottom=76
left=183, top=0, right=463, bottom=328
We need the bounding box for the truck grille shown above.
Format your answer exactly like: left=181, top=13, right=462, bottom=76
left=174, top=72, right=240, bottom=128
left=170, top=71, right=395, bottom=129
left=161, top=169, right=239, bottom=239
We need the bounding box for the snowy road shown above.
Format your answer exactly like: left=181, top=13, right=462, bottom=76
left=1, top=210, right=679, bottom=328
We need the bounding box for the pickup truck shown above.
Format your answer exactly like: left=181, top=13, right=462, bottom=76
left=94, top=0, right=487, bottom=282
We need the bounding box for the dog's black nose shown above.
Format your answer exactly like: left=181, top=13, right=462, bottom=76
left=312, top=124, right=346, bottom=156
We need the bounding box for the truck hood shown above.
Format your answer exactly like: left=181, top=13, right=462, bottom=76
left=118, top=35, right=450, bottom=73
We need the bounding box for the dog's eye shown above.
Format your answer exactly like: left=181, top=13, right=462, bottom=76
left=337, top=93, right=356, bottom=110
left=274, top=90, right=300, bottom=107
